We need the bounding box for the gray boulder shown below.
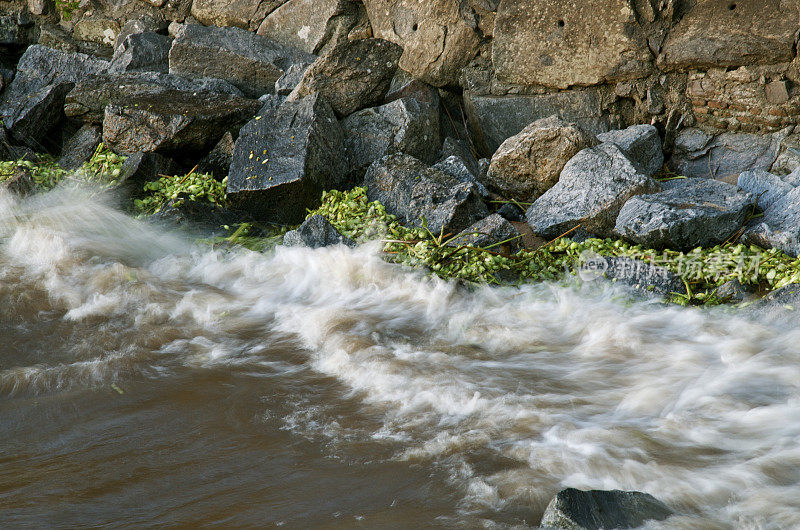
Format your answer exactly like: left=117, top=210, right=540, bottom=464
left=110, top=32, right=172, bottom=73
left=526, top=143, right=661, bottom=239
left=596, top=124, right=663, bottom=176
left=446, top=214, right=521, bottom=251
left=274, top=61, right=311, bottom=95
left=579, top=253, right=684, bottom=295
left=497, top=202, right=525, bottom=223
left=737, top=169, right=795, bottom=211
left=283, top=215, right=355, bottom=248
left=114, top=16, right=169, bottom=49
left=439, top=137, right=479, bottom=178
left=168, top=24, right=314, bottom=98
left=363, top=153, right=488, bottom=236
left=615, top=179, right=754, bottom=250
left=115, top=152, right=177, bottom=200
left=432, top=156, right=489, bottom=198
left=4, top=82, right=74, bottom=150
left=541, top=488, right=672, bottom=529
left=289, top=38, right=402, bottom=117
left=741, top=187, right=800, bottom=257
left=198, top=132, right=236, bottom=179
left=227, top=94, right=347, bottom=224
left=487, top=115, right=597, bottom=202
left=102, top=91, right=260, bottom=155
left=57, top=124, right=102, bottom=170
left=342, top=97, right=440, bottom=180
left=65, top=72, right=243, bottom=124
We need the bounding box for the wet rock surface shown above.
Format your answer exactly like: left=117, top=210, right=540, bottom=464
left=283, top=214, right=355, bottom=248
left=596, top=124, right=663, bottom=176
left=446, top=213, right=521, bottom=251
left=541, top=488, right=673, bottom=529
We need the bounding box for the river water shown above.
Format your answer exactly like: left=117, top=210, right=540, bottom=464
left=2, top=186, right=800, bottom=528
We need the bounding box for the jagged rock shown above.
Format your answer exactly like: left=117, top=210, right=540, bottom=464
left=527, top=143, right=661, bottom=239
left=227, top=94, right=347, bottom=223
left=190, top=0, right=283, bottom=29
left=102, top=91, right=260, bottom=155
left=486, top=115, right=597, bottom=202
left=464, top=89, right=615, bottom=156
left=283, top=214, right=355, bottom=248
left=363, top=153, right=488, bottom=236
left=439, top=137, right=479, bottom=178
left=384, top=75, right=440, bottom=108
left=540, top=488, right=673, bottom=530
left=0, top=11, right=33, bottom=47
left=741, top=187, right=800, bottom=257
left=198, top=131, right=236, bottom=178
left=65, top=72, right=244, bottom=124
left=716, top=279, right=751, bottom=303
left=363, top=0, right=481, bottom=86
left=432, top=156, right=489, bottom=198
left=289, top=38, right=402, bottom=117
left=37, top=24, right=113, bottom=58
left=497, top=203, right=525, bottom=223
left=73, top=17, right=121, bottom=46
left=3, top=82, right=74, bottom=150
left=493, top=0, right=652, bottom=89
left=274, top=62, right=311, bottom=95
left=771, top=134, right=800, bottom=176
left=114, top=16, right=169, bottom=49
left=110, top=32, right=172, bottom=73
left=257, top=0, right=353, bottom=54
left=1, top=166, right=36, bottom=196
left=596, top=124, right=663, bottom=176
left=57, top=124, right=102, bottom=170
left=168, top=24, right=314, bottom=98
left=615, top=179, right=753, bottom=250
left=669, top=128, right=788, bottom=180
left=737, top=169, right=795, bottom=211
left=446, top=214, right=521, bottom=251
left=659, top=0, right=799, bottom=70
left=342, top=97, right=440, bottom=179
left=115, top=152, right=177, bottom=198
left=579, top=254, right=684, bottom=295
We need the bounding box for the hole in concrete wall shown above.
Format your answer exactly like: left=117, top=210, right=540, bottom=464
left=728, top=3, right=736, bottom=10
left=557, top=19, right=565, bottom=28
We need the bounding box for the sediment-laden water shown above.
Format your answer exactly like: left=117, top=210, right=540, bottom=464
left=2, top=186, right=800, bottom=528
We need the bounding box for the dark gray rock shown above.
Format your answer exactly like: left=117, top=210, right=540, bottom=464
left=432, top=156, right=489, bottom=198
left=384, top=77, right=440, bottom=108
left=497, top=202, right=525, bottom=223
left=716, top=279, right=751, bottom=303
left=198, top=131, right=236, bottom=179
left=439, top=137, right=479, bottom=178
left=65, top=71, right=243, bottom=124
left=446, top=214, right=521, bottom=251
left=114, top=16, right=169, bottom=50
left=57, top=124, right=102, bottom=170
left=274, top=61, right=311, bottom=96
left=168, top=24, right=314, bottom=98
left=1, top=166, right=36, bottom=196
left=110, top=32, right=172, bottom=73
left=615, top=179, right=754, bottom=250
left=526, top=143, right=661, bottom=239
left=115, top=152, right=178, bottom=199
left=579, top=254, right=684, bottom=295
left=364, top=153, right=489, bottom=236
left=541, top=488, right=673, bottom=529
left=102, top=91, right=260, bottom=155
left=342, top=97, right=440, bottom=179
left=737, top=169, right=795, bottom=211
left=283, top=215, right=355, bottom=248
left=596, top=124, right=663, bottom=176
left=3, top=82, right=74, bottom=150
left=749, top=283, right=800, bottom=320
left=0, top=11, right=33, bottom=47
left=151, top=194, right=247, bottom=235
left=741, top=186, right=800, bottom=257
left=227, top=93, right=347, bottom=224
left=289, top=38, right=402, bottom=117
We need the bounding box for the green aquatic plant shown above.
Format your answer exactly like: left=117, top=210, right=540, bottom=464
left=134, top=170, right=228, bottom=215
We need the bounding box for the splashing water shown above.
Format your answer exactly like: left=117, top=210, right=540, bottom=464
left=1, top=186, right=800, bottom=528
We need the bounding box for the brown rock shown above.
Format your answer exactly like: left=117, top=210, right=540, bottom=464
left=257, top=0, right=353, bottom=54
left=766, top=80, right=790, bottom=105
left=190, top=0, right=282, bottom=28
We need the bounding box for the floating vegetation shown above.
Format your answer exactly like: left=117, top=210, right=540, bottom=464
left=134, top=169, right=228, bottom=215
left=0, top=144, right=126, bottom=190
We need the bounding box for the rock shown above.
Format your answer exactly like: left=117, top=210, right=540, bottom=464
left=65, top=72, right=244, bottom=124
left=37, top=23, right=113, bottom=58
left=464, top=89, right=615, bottom=156
left=579, top=254, right=684, bottom=295
left=289, top=38, right=402, bottom=117
left=497, top=203, right=525, bottom=223
left=3, top=82, right=74, bottom=150
left=771, top=134, right=800, bottom=176
left=198, top=131, right=236, bottom=178
left=114, top=16, right=169, bottom=49
left=57, top=124, right=102, bottom=170
left=716, top=279, right=750, bottom=303
left=751, top=283, right=800, bottom=317
left=363, top=153, right=489, bottom=236
left=342, top=97, right=440, bottom=179
left=527, top=143, right=661, bottom=239
left=486, top=115, right=597, bottom=203
left=274, top=62, right=311, bottom=95
left=741, top=187, right=800, bottom=257
left=227, top=94, right=347, bottom=223
left=190, top=0, right=280, bottom=29
left=596, top=124, right=663, bottom=176
left=432, top=156, right=489, bottom=198
left=737, top=169, right=795, bottom=211
left=257, top=0, right=353, bottom=54
left=540, top=488, right=673, bottom=530
left=659, top=0, right=799, bottom=71
left=168, top=24, right=315, bottom=98
left=439, top=137, right=479, bottom=178
left=1, top=166, right=36, bottom=196
left=115, top=152, right=177, bottom=198
left=110, top=32, right=172, bottom=73
left=283, top=214, right=355, bottom=248
left=151, top=195, right=246, bottom=235
left=0, top=11, right=33, bottom=47
left=363, top=0, right=481, bottom=86
left=384, top=76, right=440, bottom=108
left=73, top=18, right=121, bottom=46
left=615, top=179, right=753, bottom=250
left=670, top=128, right=788, bottom=180
left=446, top=214, right=521, bottom=251
left=493, top=0, right=652, bottom=89
left=102, top=91, right=261, bottom=155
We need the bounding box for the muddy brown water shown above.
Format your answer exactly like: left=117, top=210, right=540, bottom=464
left=2, top=186, right=800, bottom=528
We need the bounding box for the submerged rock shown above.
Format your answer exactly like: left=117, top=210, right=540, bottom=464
left=540, top=488, right=673, bottom=529
left=364, top=153, right=488, bottom=236
left=526, top=143, right=661, bottom=239
left=227, top=94, right=347, bottom=224
left=487, top=115, right=597, bottom=202
left=596, top=124, right=663, bottom=176
left=615, top=179, right=754, bottom=250
left=283, top=215, right=355, bottom=248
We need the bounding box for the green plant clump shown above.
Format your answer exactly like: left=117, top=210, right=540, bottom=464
left=55, top=0, right=80, bottom=20
left=307, top=187, right=800, bottom=305
left=134, top=172, right=228, bottom=215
